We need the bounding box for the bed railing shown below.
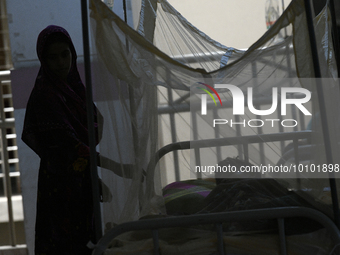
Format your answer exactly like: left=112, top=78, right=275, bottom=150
left=149, top=130, right=312, bottom=179
left=91, top=206, right=340, bottom=255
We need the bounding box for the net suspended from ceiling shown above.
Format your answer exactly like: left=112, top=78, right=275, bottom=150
left=88, top=0, right=340, bottom=231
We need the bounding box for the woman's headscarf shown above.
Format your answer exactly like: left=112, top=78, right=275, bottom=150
left=22, top=25, right=101, bottom=156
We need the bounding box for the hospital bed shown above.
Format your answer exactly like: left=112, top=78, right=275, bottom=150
left=91, top=131, right=340, bottom=255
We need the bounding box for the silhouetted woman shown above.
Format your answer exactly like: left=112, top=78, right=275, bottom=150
left=22, top=25, right=99, bottom=255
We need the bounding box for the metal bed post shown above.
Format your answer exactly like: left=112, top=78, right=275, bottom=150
left=80, top=0, right=103, bottom=242
left=191, top=111, right=202, bottom=179
left=204, top=73, right=222, bottom=163
left=298, top=108, right=306, bottom=130
left=277, top=218, right=287, bottom=255
left=304, top=0, right=340, bottom=229
left=290, top=95, right=299, bottom=133
left=293, top=138, right=302, bottom=182
left=293, top=138, right=299, bottom=167
left=166, top=84, right=181, bottom=181
left=234, top=115, right=243, bottom=159
left=251, top=61, right=265, bottom=164
left=213, top=107, right=222, bottom=163
left=286, top=52, right=299, bottom=133
left=277, top=101, right=285, bottom=153
left=215, top=223, right=225, bottom=255
left=243, top=143, right=249, bottom=163
left=152, top=229, right=160, bottom=255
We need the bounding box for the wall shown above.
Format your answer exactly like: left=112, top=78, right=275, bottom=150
left=167, top=0, right=292, bottom=49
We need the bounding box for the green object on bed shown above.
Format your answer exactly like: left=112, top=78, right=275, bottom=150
left=163, top=179, right=216, bottom=215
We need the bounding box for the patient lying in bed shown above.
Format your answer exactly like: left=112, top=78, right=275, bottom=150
left=163, top=157, right=324, bottom=235
left=102, top=158, right=335, bottom=255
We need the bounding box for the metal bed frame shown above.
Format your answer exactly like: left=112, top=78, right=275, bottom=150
left=150, top=131, right=312, bottom=178
left=92, top=207, right=340, bottom=255
left=91, top=130, right=340, bottom=255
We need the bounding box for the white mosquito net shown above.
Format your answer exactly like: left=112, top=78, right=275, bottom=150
left=89, top=0, right=340, bottom=230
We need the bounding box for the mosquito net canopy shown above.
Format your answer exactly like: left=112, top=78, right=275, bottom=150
left=89, top=0, right=340, bottom=230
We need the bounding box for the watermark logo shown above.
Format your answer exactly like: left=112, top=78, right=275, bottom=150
left=195, top=82, right=222, bottom=115
left=193, top=83, right=312, bottom=128
left=199, top=84, right=311, bottom=116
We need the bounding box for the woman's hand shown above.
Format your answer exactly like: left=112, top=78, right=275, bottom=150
left=98, top=178, right=112, bottom=202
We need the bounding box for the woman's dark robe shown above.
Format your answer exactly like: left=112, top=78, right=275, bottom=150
left=22, top=25, right=101, bottom=255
